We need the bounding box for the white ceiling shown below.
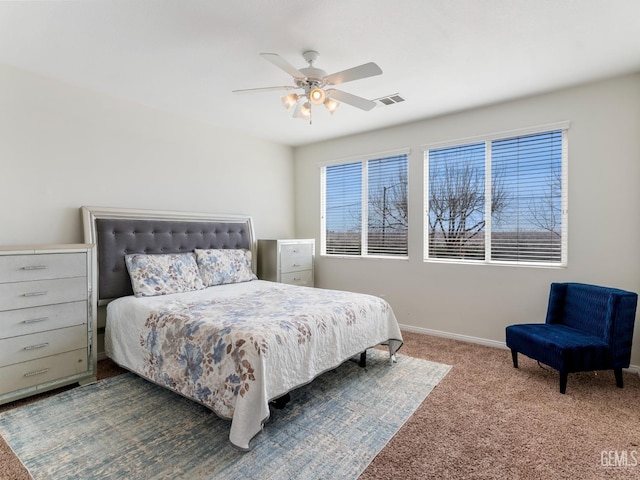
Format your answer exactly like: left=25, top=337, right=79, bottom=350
left=1, top=0, right=639, bottom=147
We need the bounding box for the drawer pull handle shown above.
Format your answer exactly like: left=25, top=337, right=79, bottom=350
left=23, top=291, right=48, bottom=297
left=293, top=277, right=301, bottom=281
left=24, top=368, right=50, bottom=378
left=24, top=343, right=49, bottom=351
left=22, top=265, right=48, bottom=271
left=292, top=263, right=301, bottom=267
left=23, top=317, right=49, bottom=324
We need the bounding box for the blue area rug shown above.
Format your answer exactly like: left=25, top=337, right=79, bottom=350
left=0, top=349, right=450, bottom=480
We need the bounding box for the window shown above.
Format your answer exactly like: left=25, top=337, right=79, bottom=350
left=321, top=152, right=409, bottom=257
left=424, top=124, right=567, bottom=266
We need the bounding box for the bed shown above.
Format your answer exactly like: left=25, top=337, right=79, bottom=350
left=81, top=206, right=403, bottom=450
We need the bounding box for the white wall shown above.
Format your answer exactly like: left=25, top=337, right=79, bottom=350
left=0, top=64, right=295, bottom=245
left=3, top=62, right=639, bottom=367
left=294, top=73, right=640, bottom=366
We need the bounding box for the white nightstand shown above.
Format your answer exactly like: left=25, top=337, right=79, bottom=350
left=257, top=239, right=315, bottom=287
left=0, top=244, right=97, bottom=405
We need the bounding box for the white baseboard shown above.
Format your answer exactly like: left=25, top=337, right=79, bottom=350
left=399, top=323, right=509, bottom=350
left=399, top=323, right=640, bottom=377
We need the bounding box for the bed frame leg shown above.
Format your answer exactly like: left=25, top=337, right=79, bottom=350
left=359, top=351, right=367, bottom=367
left=270, top=393, right=291, bottom=410
left=388, top=344, right=398, bottom=365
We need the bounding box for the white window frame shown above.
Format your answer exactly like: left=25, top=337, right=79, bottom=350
left=422, top=122, right=569, bottom=267
left=320, top=148, right=410, bottom=259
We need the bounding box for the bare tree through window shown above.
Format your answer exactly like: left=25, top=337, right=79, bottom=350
left=427, top=143, right=508, bottom=259
left=426, top=129, right=565, bottom=264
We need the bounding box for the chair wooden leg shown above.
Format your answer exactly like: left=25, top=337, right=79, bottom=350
left=614, top=368, right=624, bottom=388
left=510, top=349, right=518, bottom=368
left=559, top=371, right=568, bottom=394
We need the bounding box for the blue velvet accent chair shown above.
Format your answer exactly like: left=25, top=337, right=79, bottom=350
left=506, top=283, right=638, bottom=394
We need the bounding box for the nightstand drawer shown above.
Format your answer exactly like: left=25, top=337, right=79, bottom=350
left=281, top=243, right=313, bottom=259
left=280, top=254, right=313, bottom=273
left=0, top=348, right=88, bottom=396
left=0, top=324, right=87, bottom=367
left=281, top=270, right=313, bottom=287
left=0, top=253, right=86, bottom=284
left=0, top=277, right=87, bottom=311
left=0, top=301, right=87, bottom=339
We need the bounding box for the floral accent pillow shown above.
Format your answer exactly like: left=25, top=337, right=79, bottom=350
left=194, top=249, right=257, bottom=287
left=124, top=252, right=205, bottom=297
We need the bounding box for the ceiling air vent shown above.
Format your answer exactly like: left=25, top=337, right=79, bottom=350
left=376, top=93, right=405, bottom=106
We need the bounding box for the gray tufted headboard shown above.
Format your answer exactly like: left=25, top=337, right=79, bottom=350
left=81, top=206, right=256, bottom=304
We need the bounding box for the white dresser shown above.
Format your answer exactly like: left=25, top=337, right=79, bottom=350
left=0, top=244, right=97, bottom=405
left=257, top=239, right=315, bottom=287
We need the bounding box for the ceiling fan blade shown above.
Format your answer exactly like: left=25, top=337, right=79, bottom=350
left=260, top=53, right=306, bottom=79
left=323, top=62, right=382, bottom=86
left=232, top=85, right=297, bottom=94
left=327, top=89, right=377, bottom=111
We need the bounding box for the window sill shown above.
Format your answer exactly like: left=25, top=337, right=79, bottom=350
left=423, top=258, right=567, bottom=269
left=321, top=254, right=409, bottom=261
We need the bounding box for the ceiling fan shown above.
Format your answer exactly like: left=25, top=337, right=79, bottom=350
left=232, top=50, right=383, bottom=122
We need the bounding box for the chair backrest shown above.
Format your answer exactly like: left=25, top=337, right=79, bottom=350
left=545, top=282, right=638, bottom=366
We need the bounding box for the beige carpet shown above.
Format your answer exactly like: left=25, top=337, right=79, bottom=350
left=2, top=331, right=640, bottom=479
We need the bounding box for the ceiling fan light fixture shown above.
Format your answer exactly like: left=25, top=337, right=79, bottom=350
left=324, top=98, right=339, bottom=115
left=300, top=101, right=312, bottom=118
left=309, top=88, right=326, bottom=105
left=281, top=93, right=298, bottom=110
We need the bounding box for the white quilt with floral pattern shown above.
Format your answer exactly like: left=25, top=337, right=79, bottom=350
left=105, top=280, right=403, bottom=449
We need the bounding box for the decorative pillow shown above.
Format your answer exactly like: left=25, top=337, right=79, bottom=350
left=124, top=252, right=205, bottom=297
left=194, top=248, right=257, bottom=287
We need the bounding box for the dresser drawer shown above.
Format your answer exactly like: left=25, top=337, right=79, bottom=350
left=0, top=253, right=86, bottom=284
left=0, top=324, right=87, bottom=367
left=0, top=301, right=87, bottom=339
left=0, top=277, right=87, bottom=311
left=0, top=348, right=88, bottom=396
left=281, top=270, right=313, bottom=287
left=280, top=243, right=313, bottom=259
left=280, top=256, right=313, bottom=274
left=280, top=245, right=313, bottom=273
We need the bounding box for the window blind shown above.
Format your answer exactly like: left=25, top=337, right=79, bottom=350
left=322, top=153, right=409, bottom=258
left=490, top=130, right=564, bottom=263
left=427, top=142, right=486, bottom=259
left=424, top=127, right=567, bottom=265
left=367, top=155, right=408, bottom=256
left=324, top=161, right=362, bottom=255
